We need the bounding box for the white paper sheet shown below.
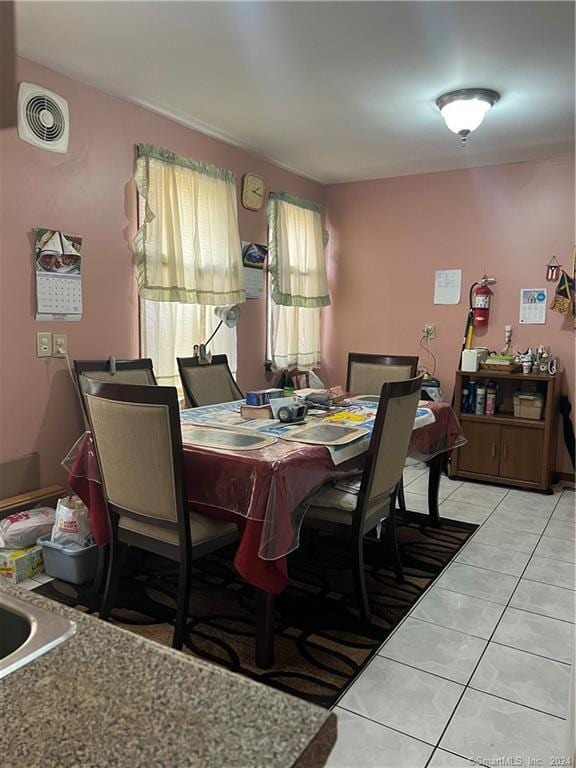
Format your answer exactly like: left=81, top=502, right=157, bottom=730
left=434, top=269, right=462, bottom=304
left=519, top=288, right=547, bottom=324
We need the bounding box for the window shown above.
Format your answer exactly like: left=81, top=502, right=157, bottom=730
left=134, top=144, right=244, bottom=386
left=266, top=191, right=330, bottom=371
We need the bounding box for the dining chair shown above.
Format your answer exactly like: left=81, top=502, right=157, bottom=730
left=177, top=354, right=243, bottom=407
left=301, top=374, right=424, bottom=623
left=346, top=353, right=419, bottom=394
left=74, top=358, right=157, bottom=421
left=346, top=353, right=420, bottom=514
left=81, top=379, right=238, bottom=649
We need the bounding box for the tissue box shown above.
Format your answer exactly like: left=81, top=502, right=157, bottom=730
left=0, top=544, right=44, bottom=583
left=245, top=389, right=284, bottom=406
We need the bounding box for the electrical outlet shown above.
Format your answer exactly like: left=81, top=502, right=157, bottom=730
left=424, top=323, right=436, bottom=339
left=36, top=331, right=52, bottom=358
left=53, top=333, right=68, bottom=357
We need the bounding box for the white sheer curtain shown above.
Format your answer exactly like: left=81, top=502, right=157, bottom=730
left=134, top=144, right=243, bottom=386
left=267, top=192, right=330, bottom=371
left=268, top=302, right=321, bottom=371
left=134, top=143, right=245, bottom=305
left=141, top=300, right=237, bottom=388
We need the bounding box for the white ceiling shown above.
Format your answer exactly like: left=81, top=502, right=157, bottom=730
left=15, top=1, right=575, bottom=183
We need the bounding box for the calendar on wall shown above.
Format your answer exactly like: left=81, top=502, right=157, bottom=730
left=34, top=228, right=83, bottom=321
left=241, top=241, right=267, bottom=299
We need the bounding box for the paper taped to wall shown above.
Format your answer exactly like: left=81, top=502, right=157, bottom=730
left=519, top=288, right=547, bottom=324
left=434, top=269, right=461, bottom=304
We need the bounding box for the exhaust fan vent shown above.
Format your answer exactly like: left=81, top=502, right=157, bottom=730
left=18, top=83, right=69, bottom=153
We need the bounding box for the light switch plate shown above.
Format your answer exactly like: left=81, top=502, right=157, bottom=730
left=53, top=333, right=68, bottom=357
left=36, top=331, right=52, bottom=357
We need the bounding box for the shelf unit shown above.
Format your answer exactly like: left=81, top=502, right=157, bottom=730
left=451, top=369, right=559, bottom=492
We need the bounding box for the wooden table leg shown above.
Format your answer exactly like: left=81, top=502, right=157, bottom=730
left=255, top=588, right=275, bottom=669
left=426, top=453, right=443, bottom=527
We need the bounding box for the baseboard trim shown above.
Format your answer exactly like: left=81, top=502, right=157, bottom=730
left=554, top=471, right=575, bottom=487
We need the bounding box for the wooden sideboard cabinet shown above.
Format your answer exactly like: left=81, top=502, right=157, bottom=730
left=451, top=369, right=559, bottom=492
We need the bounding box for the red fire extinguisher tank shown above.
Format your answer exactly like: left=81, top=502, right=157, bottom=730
left=472, top=281, right=493, bottom=326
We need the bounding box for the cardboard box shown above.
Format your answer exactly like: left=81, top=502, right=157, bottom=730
left=513, top=392, right=544, bottom=420
left=0, top=544, right=44, bottom=583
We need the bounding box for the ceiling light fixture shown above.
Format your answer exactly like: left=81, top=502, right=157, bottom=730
left=436, top=88, right=500, bottom=146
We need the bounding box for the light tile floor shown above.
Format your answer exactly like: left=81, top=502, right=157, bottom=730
left=327, top=473, right=575, bottom=768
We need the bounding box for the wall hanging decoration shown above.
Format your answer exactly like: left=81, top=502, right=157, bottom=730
left=34, top=228, right=83, bottom=321
left=546, top=255, right=561, bottom=282
left=242, top=241, right=267, bottom=299
left=550, top=269, right=574, bottom=318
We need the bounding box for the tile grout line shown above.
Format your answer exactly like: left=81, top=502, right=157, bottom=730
left=466, top=684, right=568, bottom=721
left=335, top=703, right=437, bottom=750
left=489, top=638, right=573, bottom=667
left=424, top=486, right=568, bottom=765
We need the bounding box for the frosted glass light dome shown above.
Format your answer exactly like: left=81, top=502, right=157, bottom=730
left=436, top=89, right=500, bottom=144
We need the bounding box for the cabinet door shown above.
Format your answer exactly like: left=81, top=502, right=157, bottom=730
left=457, top=421, right=501, bottom=476
left=500, top=426, right=544, bottom=483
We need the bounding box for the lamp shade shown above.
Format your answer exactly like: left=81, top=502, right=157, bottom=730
left=214, top=305, right=240, bottom=328
left=436, top=89, right=500, bottom=143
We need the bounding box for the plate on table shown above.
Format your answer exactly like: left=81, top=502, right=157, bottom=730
left=181, top=425, right=276, bottom=451
left=281, top=422, right=369, bottom=446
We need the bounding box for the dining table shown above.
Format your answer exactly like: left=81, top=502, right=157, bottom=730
left=63, top=396, right=466, bottom=668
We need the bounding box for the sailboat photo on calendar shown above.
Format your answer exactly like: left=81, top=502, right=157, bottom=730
left=34, top=228, right=83, bottom=321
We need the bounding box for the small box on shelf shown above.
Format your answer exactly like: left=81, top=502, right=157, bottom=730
left=513, top=392, right=544, bottom=420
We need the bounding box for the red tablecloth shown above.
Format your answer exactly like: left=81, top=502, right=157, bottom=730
left=65, top=401, right=465, bottom=594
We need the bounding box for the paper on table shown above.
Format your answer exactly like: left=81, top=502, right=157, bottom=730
left=434, top=269, right=462, bottom=304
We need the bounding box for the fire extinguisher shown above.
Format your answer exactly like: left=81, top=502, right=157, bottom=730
left=472, top=277, right=494, bottom=326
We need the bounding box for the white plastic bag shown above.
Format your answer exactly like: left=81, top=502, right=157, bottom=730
left=0, top=507, right=56, bottom=549
left=51, top=496, right=94, bottom=549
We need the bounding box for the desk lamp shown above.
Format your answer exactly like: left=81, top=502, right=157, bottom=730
left=198, top=305, right=240, bottom=364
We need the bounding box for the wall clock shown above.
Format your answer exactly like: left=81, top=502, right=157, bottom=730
left=241, top=173, right=265, bottom=211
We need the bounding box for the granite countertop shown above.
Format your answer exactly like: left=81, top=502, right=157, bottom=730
left=0, top=580, right=336, bottom=768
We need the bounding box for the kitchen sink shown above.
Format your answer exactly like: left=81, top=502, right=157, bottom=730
left=0, top=591, right=76, bottom=679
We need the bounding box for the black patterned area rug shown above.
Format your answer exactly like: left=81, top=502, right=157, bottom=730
left=35, top=519, right=476, bottom=708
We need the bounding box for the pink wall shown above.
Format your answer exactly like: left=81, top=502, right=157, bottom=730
left=1, top=58, right=573, bottom=487
left=0, top=58, right=324, bottom=486
left=322, top=156, right=575, bottom=473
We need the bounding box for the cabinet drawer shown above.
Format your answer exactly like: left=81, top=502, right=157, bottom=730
left=457, top=421, right=501, bottom=476
left=500, top=426, right=544, bottom=483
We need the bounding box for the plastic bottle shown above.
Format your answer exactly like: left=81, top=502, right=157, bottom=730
left=468, top=380, right=478, bottom=414
left=461, top=386, right=469, bottom=412
left=476, top=385, right=486, bottom=415
left=486, top=382, right=497, bottom=415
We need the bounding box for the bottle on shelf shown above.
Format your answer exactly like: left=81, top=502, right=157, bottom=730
left=461, top=385, right=469, bottom=413
left=476, top=384, right=486, bottom=415
left=467, top=379, right=478, bottom=414
left=486, top=381, right=497, bottom=415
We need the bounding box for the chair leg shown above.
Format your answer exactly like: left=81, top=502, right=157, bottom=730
left=385, top=515, right=404, bottom=584
left=397, top=476, right=407, bottom=512
left=352, top=536, right=371, bottom=623
left=172, top=557, right=192, bottom=650
left=99, top=538, right=124, bottom=621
